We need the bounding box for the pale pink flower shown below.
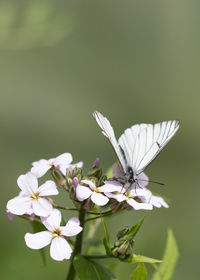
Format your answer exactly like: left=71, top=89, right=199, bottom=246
left=76, top=180, right=110, bottom=206
left=25, top=209, right=82, bottom=261
left=100, top=179, right=169, bottom=210
left=149, top=195, right=169, bottom=208
left=6, top=172, right=58, bottom=217
left=99, top=181, right=153, bottom=210
left=31, top=153, right=83, bottom=178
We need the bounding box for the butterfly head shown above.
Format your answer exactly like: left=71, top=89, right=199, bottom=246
left=125, top=166, right=136, bottom=184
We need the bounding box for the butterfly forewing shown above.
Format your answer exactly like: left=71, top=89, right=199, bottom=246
left=93, top=110, right=180, bottom=180
left=119, top=120, right=180, bottom=176
left=93, top=111, right=127, bottom=173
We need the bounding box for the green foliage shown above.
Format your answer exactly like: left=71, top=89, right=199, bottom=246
left=101, top=217, right=112, bottom=255
left=74, top=256, right=118, bottom=280
left=130, top=263, right=147, bottom=280
left=87, top=241, right=106, bottom=255
left=152, top=230, right=179, bottom=280
left=125, top=254, right=162, bottom=264
left=123, top=217, right=145, bottom=239
left=30, top=220, right=46, bottom=265
left=106, top=167, right=113, bottom=178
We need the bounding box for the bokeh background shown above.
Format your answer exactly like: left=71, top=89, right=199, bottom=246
left=1, top=0, right=199, bottom=279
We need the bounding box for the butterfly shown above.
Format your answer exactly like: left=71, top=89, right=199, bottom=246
left=93, top=110, right=180, bottom=185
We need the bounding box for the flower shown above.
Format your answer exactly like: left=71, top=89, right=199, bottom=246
left=99, top=179, right=168, bottom=210
left=31, top=152, right=83, bottom=178
left=149, top=195, right=169, bottom=208
left=99, top=180, right=153, bottom=210
left=102, top=162, right=169, bottom=210
left=76, top=180, right=110, bottom=206
left=6, top=172, right=58, bottom=217
left=25, top=209, right=82, bottom=261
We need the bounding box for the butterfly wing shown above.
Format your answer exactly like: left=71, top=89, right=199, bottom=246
left=118, top=120, right=180, bottom=176
left=93, top=110, right=127, bottom=173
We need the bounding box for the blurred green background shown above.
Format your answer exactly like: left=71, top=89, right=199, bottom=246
left=1, top=0, right=199, bottom=279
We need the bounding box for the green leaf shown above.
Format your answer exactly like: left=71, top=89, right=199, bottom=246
left=130, top=263, right=147, bottom=280
left=106, top=167, right=113, bottom=178
left=31, top=220, right=46, bottom=265
left=87, top=241, right=106, bottom=255
left=152, top=229, right=179, bottom=280
left=125, top=254, right=162, bottom=264
left=101, top=217, right=112, bottom=255
left=124, top=217, right=145, bottom=239
left=74, top=256, right=118, bottom=280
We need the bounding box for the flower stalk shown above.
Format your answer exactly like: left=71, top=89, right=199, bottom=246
left=66, top=203, right=86, bottom=280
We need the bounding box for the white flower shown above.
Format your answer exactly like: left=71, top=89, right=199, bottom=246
left=100, top=178, right=169, bottom=210
left=31, top=153, right=83, bottom=178
left=99, top=181, right=153, bottom=210
left=6, top=172, right=58, bottom=217
left=76, top=180, right=110, bottom=206
left=149, top=195, right=169, bottom=208
left=25, top=209, right=82, bottom=261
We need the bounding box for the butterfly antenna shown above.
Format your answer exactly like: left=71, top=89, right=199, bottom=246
left=138, top=179, right=165, bottom=186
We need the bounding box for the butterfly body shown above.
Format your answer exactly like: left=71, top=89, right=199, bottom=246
left=93, top=110, right=180, bottom=184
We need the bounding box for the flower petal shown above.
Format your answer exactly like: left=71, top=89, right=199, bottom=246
left=130, top=188, right=152, bottom=198
left=32, top=198, right=53, bottom=217
left=81, top=180, right=96, bottom=190
left=76, top=185, right=92, bottom=201
left=61, top=217, right=82, bottom=237
left=127, top=198, right=153, bottom=210
left=50, top=237, right=72, bottom=261
left=105, top=192, right=126, bottom=202
left=98, top=181, right=123, bottom=192
left=31, top=159, right=51, bottom=178
left=17, top=172, right=38, bottom=194
left=53, top=153, right=73, bottom=167
left=136, top=172, right=149, bottom=188
left=6, top=196, right=32, bottom=215
left=91, top=192, right=109, bottom=206
left=73, top=161, right=83, bottom=168
left=150, top=196, right=169, bottom=208
left=41, top=209, right=62, bottom=231
left=25, top=231, right=52, bottom=249
left=112, top=162, right=124, bottom=178
left=38, top=180, right=58, bottom=196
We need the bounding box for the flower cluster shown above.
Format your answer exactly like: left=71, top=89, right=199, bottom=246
left=6, top=153, right=83, bottom=261
left=6, top=152, right=168, bottom=262
left=75, top=162, right=168, bottom=211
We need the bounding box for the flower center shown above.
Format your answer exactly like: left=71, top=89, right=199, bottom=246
left=125, top=191, right=132, bottom=199
left=52, top=228, right=61, bottom=238
left=30, top=192, right=40, bottom=200
left=93, top=187, right=99, bottom=193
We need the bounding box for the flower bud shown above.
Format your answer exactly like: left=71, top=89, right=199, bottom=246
left=92, top=157, right=100, bottom=168
left=72, top=177, right=79, bottom=187
left=111, top=227, right=135, bottom=260
left=67, top=177, right=73, bottom=187
left=51, top=167, right=66, bottom=187
left=117, top=227, right=129, bottom=240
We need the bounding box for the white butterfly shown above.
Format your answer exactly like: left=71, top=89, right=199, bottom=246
left=93, top=110, right=180, bottom=184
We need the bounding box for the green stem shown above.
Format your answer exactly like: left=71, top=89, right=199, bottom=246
left=81, top=254, right=112, bottom=259
left=84, top=211, right=113, bottom=223
left=54, top=205, right=79, bottom=211
left=87, top=210, right=113, bottom=215
left=66, top=204, right=86, bottom=280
